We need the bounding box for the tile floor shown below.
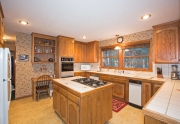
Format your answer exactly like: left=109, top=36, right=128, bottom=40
left=9, top=96, right=144, bottom=124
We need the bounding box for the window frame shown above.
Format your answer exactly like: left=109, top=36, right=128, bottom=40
left=100, top=39, right=152, bottom=71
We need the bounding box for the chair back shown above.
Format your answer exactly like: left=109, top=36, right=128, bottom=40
left=36, top=75, right=51, bottom=89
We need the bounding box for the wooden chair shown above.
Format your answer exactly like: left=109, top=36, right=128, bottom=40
left=36, top=75, right=51, bottom=101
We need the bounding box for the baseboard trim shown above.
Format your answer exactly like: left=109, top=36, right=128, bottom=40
left=15, top=95, right=32, bottom=100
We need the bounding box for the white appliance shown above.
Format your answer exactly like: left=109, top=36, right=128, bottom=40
left=0, top=48, right=11, bottom=124
left=80, top=65, right=91, bottom=71
left=129, top=79, right=142, bottom=108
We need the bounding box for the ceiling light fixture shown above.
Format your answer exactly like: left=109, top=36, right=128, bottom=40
left=81, top=36, right=87, bottom=39
left=114, top=46, right=121, bottom=50
left=19, top=20, right=28, bottom=25
left=141, top=14, right=151, bottom=19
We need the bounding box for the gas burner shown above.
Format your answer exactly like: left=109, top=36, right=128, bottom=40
left=72, top=78, right=108, bottom=88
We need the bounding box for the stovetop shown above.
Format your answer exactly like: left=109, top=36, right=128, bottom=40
left=71, top=78, right=108, bottom=88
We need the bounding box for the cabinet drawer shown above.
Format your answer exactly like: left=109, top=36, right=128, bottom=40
left=68, top=92, right=80, bottom=105
left=53, top=84, right=59, bottom=91
left=59, top=87, right=67, bottom=97
left=111, top=76, right=127, bottom=83
left=99, top=74, right=112, bottom=82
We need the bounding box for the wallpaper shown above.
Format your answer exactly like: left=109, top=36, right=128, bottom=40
left=99, top=29, right=153, bottom=47
left=16, top=32, right=54, bottom=98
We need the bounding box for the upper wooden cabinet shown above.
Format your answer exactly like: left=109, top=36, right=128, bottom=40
left=74, top=41, right=86, bottom=62
left=57, top=36, right=74, bottom=57
left=0, top=3, right=4, bottom=47
left=153, top=20, right=180, bottom=63
left=74, top=40, right=99, bottom=63
left=31, top=33, right=57, bottom=63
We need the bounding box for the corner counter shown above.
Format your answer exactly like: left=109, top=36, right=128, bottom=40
left=143, top=79, right=180, bottom=124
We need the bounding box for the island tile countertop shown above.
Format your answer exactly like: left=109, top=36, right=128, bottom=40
left=52, top=76, right=113, bottom=95
left=75, top=70, right=179, bottom=123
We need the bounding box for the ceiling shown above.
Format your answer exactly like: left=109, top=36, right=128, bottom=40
left=1, top=0, right=180, bottom=42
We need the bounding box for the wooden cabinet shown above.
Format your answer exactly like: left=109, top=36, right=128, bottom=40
left=111, top=76, right=128, bottom=101
left=57, top=36, right=74, bottom=57
left=153, top=20, right=180, bottom=63
left=99, top=74, right=112, bottom=82
left=86, top=41, right=99, bottom=63
left=74, top=72, right=90, bottom=78
left=59, top=94, right=68, bottom=123
left=74, top=40, right=99, bottom=63
left=67, top=100, right=79, bottom=124
left=99, top=74, right=128, bottom=101
left=0, top=3, right=4, bottom=47
left=31, top=33, right=57, bottom=63
left=74, top=41, right=86, bottom=62
left=152, top=83, right=162, bottom=96
left=53, top=88, right=58, bottom=112
left=142, top=82, right=152, bottom=106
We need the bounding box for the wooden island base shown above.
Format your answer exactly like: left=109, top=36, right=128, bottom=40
left=53, top=79, right=113, bottom=124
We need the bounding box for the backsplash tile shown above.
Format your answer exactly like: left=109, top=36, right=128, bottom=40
left=15, top=32, right=54, bottom=98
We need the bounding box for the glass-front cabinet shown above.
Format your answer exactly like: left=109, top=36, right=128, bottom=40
left=31, top=33, right=57, bottom=63
left=123, top=44, right=149, bottom=69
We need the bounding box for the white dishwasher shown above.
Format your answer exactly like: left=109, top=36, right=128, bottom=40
left=129, top=79, right=142, bottom=108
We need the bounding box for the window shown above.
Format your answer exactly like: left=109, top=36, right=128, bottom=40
left=102, top=49, right=119, bottom=67
left=100, top=40, right=152, bottom=71
left=123, top=44, right=150, bottom=69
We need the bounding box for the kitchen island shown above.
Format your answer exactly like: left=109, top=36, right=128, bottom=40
left=52, top=76, right=113, bottom=124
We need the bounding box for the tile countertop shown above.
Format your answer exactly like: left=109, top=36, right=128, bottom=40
left=143, top=79, right=180, bottom=124
left=75, top=71, right=180, bottom=123
left=52, top=76, right=113, bottom=94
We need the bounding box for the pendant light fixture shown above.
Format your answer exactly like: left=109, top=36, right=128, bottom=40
left=114, top=35, right=121, bottom=50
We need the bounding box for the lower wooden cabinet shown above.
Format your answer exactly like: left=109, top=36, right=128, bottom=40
left=53, top=89, right=58, bottom=112
left=152, top=83, right=161, bottom=96
left=99, top=74, right=112, bottom=82
left=142, top=82, right=152, bottom=106
left=59, top=94, right=68, bottom=123
left=111, top=76, right=128, bottom=101
left=67, top=100, right=79, bottom=124
left=142, top=81, right=163, bottom=106
left=74, top=72, right=90, bottom=78
left=112, top=82, right=125, bottom=100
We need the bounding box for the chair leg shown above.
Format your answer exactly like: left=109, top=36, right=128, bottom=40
left=38, top=92, right=40, bottom=102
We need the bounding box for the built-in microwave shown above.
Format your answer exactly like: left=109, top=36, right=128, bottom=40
left=60, top=57, right=74, bottom=78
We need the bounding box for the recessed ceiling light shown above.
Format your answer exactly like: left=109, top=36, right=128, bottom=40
left=19, top=20, right=28, bottom=25
left=81, top=36, right=87, bottom=39
left=141, top=14, right=151, bottom=19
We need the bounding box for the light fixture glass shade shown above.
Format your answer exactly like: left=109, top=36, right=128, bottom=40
left=141, top=14, right=151, bottom=19
left=114, top=46, right=120, bottom=50
left=19, top=20, right=28, bottom=25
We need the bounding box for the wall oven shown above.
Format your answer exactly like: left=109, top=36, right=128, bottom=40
left=60, top=57, right=74, bottom=78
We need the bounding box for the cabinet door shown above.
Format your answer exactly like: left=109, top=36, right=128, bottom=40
left=142, top=82, right=151, bottom=106
left=111, top=76, right=127, bottom=100
left=59, top=36, right=74, bottom=57
left=53, top=89, right=58, bottom=112
left=67, top=100, right=79, bottom=124
left=81, top=44, right=86, bottom=62
left=152, top=83, right=162, bottom=96
left=74, top=42, right=82, bottom=62
left=113, top=82, right=125, bottom=99
left=68, top=40, right=74, bottom=57
left=154, top=26, right=179, bottom=63
left=59, top=94, right=68, bottom=123
left=86, top=41, right=98, bottom=62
